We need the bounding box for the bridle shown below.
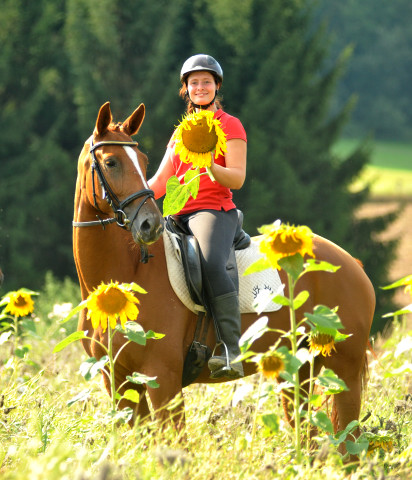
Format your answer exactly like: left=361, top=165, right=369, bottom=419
left=72, top=140, right=157, bottom=262
left=73, top=139, right=155, bottom=229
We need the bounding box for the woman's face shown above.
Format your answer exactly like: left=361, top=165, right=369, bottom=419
left=186, top=71, right=218, bottom=108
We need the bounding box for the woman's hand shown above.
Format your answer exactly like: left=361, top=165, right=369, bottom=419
left=209, top=138, right=247, bottom=189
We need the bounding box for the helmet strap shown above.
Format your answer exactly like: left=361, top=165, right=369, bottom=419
left=186, top=90, right=218, bottom=110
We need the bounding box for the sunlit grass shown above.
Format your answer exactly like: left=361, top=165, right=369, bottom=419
left=334, top=139, right=412, bottom=196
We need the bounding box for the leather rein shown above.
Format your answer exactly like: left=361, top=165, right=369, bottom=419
left=72, top=139, right=156, bottom=262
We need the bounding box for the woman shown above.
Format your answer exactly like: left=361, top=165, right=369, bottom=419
left=148, top=54, right=247, bottom=379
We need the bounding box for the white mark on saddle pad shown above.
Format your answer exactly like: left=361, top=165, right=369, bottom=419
left=163, top=229, right=284, bottom=314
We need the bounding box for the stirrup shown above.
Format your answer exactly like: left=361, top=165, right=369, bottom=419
left=209, top=341, right=230, bottom=371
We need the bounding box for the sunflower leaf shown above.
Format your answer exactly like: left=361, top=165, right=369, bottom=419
left=310, top=411, right=334, bottom=434
left=163, top=176, right=191, bottom=216
left=316, top=368, right=348, bottom=394
left=304, top=304, right=343, bottom=335
left=278, top=254, right=304, bottom=281
left=58, top=300, right=87, bottom=325
left=239, top=316, right=269, bottom=353
left=79, top=356, right=109, bottom=381
left=53, top=330, right=87, bottom=353
left=126, top=372, right=159, bottom=388
left=243, top=257, right=272, bottom=276
left=184, top=167, right=201, bottom=198
left=303, top=259, right=340, bottom=274
left=122, top=389, right=140, bottom=403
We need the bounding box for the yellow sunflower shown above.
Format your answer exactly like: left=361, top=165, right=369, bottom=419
left=172, top=110, right=227, bottom=168
left=309, top=332, right=337, bottom=357
left=86, top=281, right=140, bottom=332
left=3, top=290, right=35, bottom=317
left=257, top=350, right=285, bottom=380
left=367, top=438, right=394, bottom=456
left=258, top=221, right=315, bottom=270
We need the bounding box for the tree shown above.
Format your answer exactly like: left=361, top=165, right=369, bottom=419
left=0, top=0, right=78, bottom=291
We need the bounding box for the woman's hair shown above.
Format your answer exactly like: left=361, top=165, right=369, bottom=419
left=179, top=74, right=223, bottom=114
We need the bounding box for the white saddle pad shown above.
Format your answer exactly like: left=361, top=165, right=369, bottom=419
left=163, top=229, right=284, bottom=315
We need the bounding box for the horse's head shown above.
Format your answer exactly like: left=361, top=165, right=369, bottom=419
left=76, top=102, right=163, bottom=245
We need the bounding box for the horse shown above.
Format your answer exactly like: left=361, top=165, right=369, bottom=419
left=73, top=102, right=375, bottom=435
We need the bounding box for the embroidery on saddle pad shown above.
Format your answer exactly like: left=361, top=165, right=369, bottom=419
left=163, top=229, right=284, bottom=314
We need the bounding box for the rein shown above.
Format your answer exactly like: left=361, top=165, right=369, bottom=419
left=73, top=139, right=156, bottom=263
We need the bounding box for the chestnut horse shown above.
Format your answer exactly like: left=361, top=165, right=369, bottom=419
left=73, top=102, right=375, bottom=433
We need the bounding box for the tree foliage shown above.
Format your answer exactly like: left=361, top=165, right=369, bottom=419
left=0, top=0, right=405, bottom=332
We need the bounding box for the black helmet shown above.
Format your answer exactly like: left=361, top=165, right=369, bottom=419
left=180, top=54, right=223, bottom=84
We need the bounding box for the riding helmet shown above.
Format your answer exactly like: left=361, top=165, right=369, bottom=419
left=180, top=54, right=223, bottom=84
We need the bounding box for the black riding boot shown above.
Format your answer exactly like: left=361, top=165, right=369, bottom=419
left=208, top=291, right=244, bottom=379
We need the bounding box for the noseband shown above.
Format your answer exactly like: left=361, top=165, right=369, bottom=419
left=73, top=140, right=155, bottom=229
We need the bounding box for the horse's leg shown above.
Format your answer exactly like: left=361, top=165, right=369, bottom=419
left=145, top=369, right=185, bottom=431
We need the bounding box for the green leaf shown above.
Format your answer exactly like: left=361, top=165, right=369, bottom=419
left=107, top=407, right=134, bottom=424
left=316, top=368, right=348, bottom=394
left=121, top=283, right=147, bottom=295
left=53, top=330, right=87, bottom=353
left=381, top=274, right=412, bottom=290
left=184, top=167, right=201, bottom=198
left=304, top=259, right=340, bottom=274
left=58, top=300, right=87, bottom=325
left=293, top=290, right=310, bottom=310
left=383, top=304, right=412, bottom=318
left=144, top=330, right=165, bottom=340
left=79, top=356, right=108, bottom=381
left=278, top=254, right=304, bottom=280
left=126, top=372, right=159, bottom=388
left=310, top=410, right=334, bottom=434
left=261, top=413, right=279, bottom=434
left=15, top=345, right=31, bottom=358
left=0, top=331, right=12, bottom=345
left=122, top=389, right=140, bottom=403
left=239, top=316, right=269, bottom=353
left=67, top=389, right=91, bottom=407
left=243, top=257, right=272, bottom=276
left=162, top=176, right=191, bottom=216
left=305, top=305, right=344, bottom=335
left=345, top=439, right=369, bottom=455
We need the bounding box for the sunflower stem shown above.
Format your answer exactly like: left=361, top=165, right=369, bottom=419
left=248, top=372, right=264, bottom=460
left=306, top=353, right=316, bottom=457
left=107, top=323, right=117, bottom=420
left=287, top=272, right=302, bottom=463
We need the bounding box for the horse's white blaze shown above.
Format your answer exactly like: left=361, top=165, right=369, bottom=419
left=124, top=146, right=149, bottom=188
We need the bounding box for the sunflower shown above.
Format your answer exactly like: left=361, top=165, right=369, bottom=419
left=172, top=110, right=227, bottom=168
left=257, top=350, right=285, bottom=380
left=86, top=281, right=140, bottom=332
left=367, top=438, right=394, bottom=456
left=309, top=332, right=337, bottom=357
left=3, top=290, right=35, bottom=317
left=258, top=221, right=315, bottom=270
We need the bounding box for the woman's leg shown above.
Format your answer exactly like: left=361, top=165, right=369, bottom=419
left=181, top=209, right=243, bottom=378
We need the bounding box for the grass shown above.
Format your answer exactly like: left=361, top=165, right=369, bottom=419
left=1, top=281, right=411, bottom=479
left=334, top=139, right=412, bottom=197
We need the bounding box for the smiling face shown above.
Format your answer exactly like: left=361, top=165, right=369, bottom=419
left=186, top=71, right=219, bottom=110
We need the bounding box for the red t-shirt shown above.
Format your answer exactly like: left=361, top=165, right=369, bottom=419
left=170, top=109, right=247, bottom=215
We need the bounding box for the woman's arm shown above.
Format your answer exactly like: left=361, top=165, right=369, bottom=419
left=209, top=138, right=247, bottom=190
left=147, top=147, right=175, bottom=199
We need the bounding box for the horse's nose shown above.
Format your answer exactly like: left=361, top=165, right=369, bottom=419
left=135, top=215, right=164, bottom=244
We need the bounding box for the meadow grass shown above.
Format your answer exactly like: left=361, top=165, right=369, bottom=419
left=1, top=281, right=411, bottom=479
left=334, top=139, right=412, bottom=197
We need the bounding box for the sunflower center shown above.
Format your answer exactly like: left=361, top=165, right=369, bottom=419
left=271, top=234, right=303, bottom=255
left=15, top=294, right=28, bottom=308
left=96, top=287, right=127, bottom=315
left=312, top=333, right=334, bottom=346
left=181, top=118, right=218, bottom=153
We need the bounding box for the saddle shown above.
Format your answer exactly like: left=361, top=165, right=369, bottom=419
left=165, top=210, right=251, bottom=387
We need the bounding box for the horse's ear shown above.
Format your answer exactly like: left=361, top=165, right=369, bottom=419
left=94, top=102, right=112, bottom=137
left=122, top=104, right=145, bottom=136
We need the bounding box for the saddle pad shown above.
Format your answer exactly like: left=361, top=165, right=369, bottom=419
left=163, top=230, right=284, bottom=315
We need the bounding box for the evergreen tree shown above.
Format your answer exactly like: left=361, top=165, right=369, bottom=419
left=0, top=0, right=78, bottom=291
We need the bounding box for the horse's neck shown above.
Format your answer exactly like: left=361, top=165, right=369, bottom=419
left=73, top=220, right=142, bottom=295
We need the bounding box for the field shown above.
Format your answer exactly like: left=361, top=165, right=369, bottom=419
left=0, top=139, right=411, bottom=478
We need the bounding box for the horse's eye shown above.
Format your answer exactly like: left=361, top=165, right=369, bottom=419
left=105, top=157, right=117, bottom=168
